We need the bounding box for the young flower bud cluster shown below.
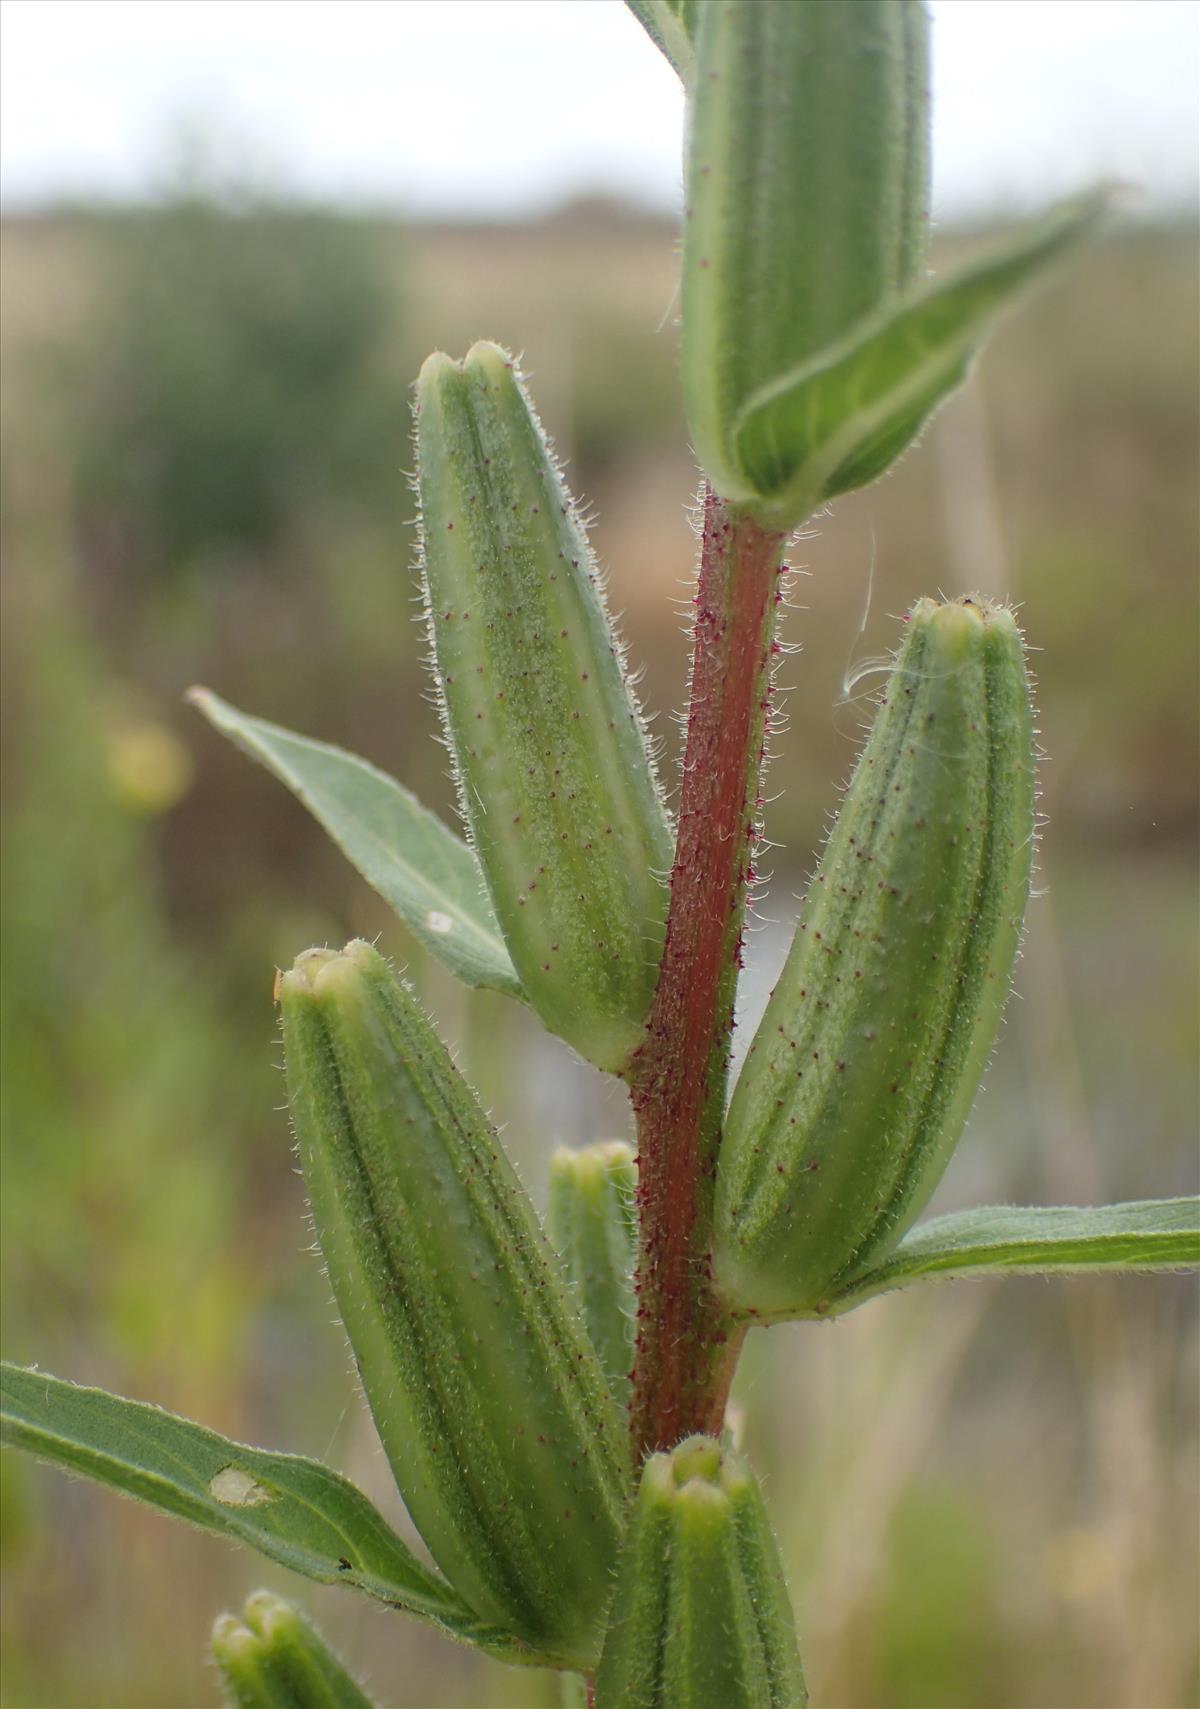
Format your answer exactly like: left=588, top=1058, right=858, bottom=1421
left=212, top=1591, right=373, bottom=1709
left=595, top=1435, right=807, bottom=1708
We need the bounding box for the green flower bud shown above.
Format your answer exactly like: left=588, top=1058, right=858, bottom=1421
left=547, top=1141, right=637, bottom=1404
left=212, top=1591, right=373, bottom=1709
left=416, top=342, right=673, bottom=1073
left=280, top=941, right=629, bottom=1667
left=682, top=0, right=929, bottom=507
left=715, top=599, right=1035, bottom=1318
left=595, top=1435, right=806, bottom=1709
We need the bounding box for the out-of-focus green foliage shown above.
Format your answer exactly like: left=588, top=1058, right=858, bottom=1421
left=870, top=1485, right=1005, bottom=1709
left=0, top=594, right=255, bottom=1376
left=69, top=195, right=397, bottom=593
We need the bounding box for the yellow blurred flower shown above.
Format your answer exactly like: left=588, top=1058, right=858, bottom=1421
left=104, top=720, right=193, bottom=815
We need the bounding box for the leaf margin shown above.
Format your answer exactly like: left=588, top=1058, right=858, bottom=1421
left=0, top=1362, right=530, bottom=1662
left=796, top=1196, right=1200, bottom=1321
left=624, top=0, right=697, bottom=83
left=188, top=688, right=524, bottom=1001
left=731, top=190, right=1108, bottom=530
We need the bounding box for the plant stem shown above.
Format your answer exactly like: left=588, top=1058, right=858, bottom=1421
left=629, top=488, right=787, bottom=1459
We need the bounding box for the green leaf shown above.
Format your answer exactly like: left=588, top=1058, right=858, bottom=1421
left=625, top=0, right=699, bottom=82
left=188, top=688, right=522, bottom=1000
left=818, top=1198, right=1200, bottom=1318
left=0, top=1363, right=522, bottom=1659
left=732, top=193, right=1105, bottom=529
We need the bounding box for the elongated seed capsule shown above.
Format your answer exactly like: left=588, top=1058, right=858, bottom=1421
left=682, top=0, right=929, bottom=507
left=280, top=941, right=629, bottom=1667
left=595, top=1435, right=806, bottom=1709
left=715, top=598, right=1035, bottom=1318
left=212, top=1592, right=374, bottom=1709
left=547, top=1141, right=637, bottom=1404
left=416, top=342, right=673, bottom=1073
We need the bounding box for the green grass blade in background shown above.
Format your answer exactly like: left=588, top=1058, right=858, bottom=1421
left=733, top=193, right=1105, bottom=527
left=822, top=1198, right=1200, bottom=1316
left=0, top=1363, right=511, bottom=1651
left=188, top=690, right=523, bottom=999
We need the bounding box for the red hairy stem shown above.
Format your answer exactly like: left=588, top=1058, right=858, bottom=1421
left=629, top=489, right=787, bottom=1459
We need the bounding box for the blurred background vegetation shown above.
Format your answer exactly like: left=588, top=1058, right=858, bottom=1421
left=0, top=171, right=1196, bottom=1708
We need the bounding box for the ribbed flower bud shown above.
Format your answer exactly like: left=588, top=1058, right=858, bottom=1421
left=715, top=599, right=1035, bottom=1318
left=280, top=940, right=628, bottom=1667
left=682, top=0, right=929, bottom=509
left=547, top=1141, right=637, bottom=1404
left=595, top=1435, right=806, bottom=1708
left=416, top=342, right=672, bottom=1072
left=212, top=1591, right=373, bottom=1709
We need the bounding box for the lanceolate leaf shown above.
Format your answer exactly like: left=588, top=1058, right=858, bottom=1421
left=813, top=1198, right=1200, bottom=1319
left=625, top=0, right=700, bottom=82
left=733, top=193, right=1105, bottom=529
left=0, top=1364, right=519, bottom=1658
left=188, top=689, right=522, bottom=1000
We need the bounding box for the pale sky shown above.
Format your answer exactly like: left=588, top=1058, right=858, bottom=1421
left=1, top=0, right=1197, bottom=219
